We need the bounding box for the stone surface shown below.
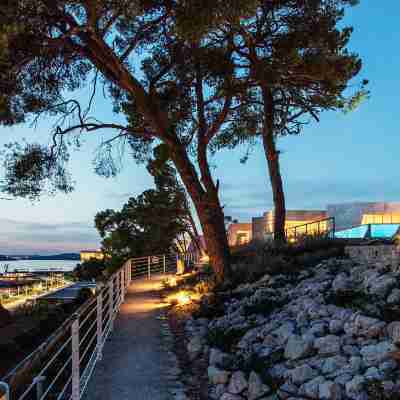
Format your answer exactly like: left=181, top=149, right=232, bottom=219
left=289, top=365, right=319, bottom=385
left=387, top=321, right=400, bottom=344
left=284, top=335, right=314, bottom=360
left=314, top=335, right=341, bottom=355
left=208, top=367, right=231, bottom=385
left=227, top=371, right=248, bottom=395
left=248, top=371, right=271, bottom=400
left=319, top=381, right=344, bottom=400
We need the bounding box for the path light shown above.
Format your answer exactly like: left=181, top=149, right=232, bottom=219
left=169, top=277, right=177, bottom=287
left=176, top=291, right=191, bottom=306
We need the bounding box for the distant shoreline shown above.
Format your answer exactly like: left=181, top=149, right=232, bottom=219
left=0, top=253, right=80, bottom=261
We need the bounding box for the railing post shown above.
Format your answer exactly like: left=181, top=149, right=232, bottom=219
left=109, top=281, right=114, bottom=332
left=163, top=255, right=166, bottom=274
left=71, top=316, right=80, bottom=400
left=0, top=382, right=10, bottom=400
left=148, top=257, right=151, bottom=280
left=120, top=269, right=125, bottom=303
left=97, top=293, right=103, bottom=361
left=34, top=375, right=46, bottom=400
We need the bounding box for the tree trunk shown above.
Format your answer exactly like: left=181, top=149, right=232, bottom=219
left=169, top=142, right=231, bottom=284
left=262, top=87, right=287, bottom=244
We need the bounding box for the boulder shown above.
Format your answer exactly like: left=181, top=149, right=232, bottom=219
left=220, top=394, right=242, bottom=400
left=387, top=288, right=400, bottom=304
left=345, top=375, right=366, bottom=399
left=288, top=365, right=319, bottom=385
left=187, top=335, right=204, bottom=359
left=248, top=371, right=271, bottom=400
left=300, top=376, right=326, bottom=399
left=284, top=335, right=314, bottom=360
left=314, top=335, right=341, bottom=355
left=387, top=321, right=400, bottom=344
left=319, top=381, right=344, bottom=400
left=322, top=356, right=348, bottom=375
left=227, top=371, right=247, bottom=395
left=329, top=320, right=344, bottom=335
left=368, top=275, right=396, bottom=298
left=207, top=366, right=231, bottom=385
left=360, top=341, right=396, bottom=367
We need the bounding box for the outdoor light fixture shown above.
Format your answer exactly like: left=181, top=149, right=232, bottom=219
left=176, top=291, right=191, bottom=306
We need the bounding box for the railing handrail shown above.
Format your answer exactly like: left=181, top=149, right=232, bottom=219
left=0, top=253, right=179, bottom=400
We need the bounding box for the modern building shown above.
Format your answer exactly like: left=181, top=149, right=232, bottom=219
left=251, top=209, right=327, bottom=241
left=227, top=223, right=252, bottom=246
left=327, top=202, right=400, bottom=231
left=80, top=250, right=104, bottom=262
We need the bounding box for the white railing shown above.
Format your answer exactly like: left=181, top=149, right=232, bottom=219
left=0, top=253, right=179, bottom=400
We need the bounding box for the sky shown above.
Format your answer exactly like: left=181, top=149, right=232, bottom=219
left=0, top=2, right=399, bottom=254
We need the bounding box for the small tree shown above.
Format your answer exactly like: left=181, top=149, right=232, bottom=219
left=95, top=161, right=196, bottom=258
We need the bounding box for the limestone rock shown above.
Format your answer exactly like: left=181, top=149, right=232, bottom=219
left=314, top=335, right=341, bottom=355
left=227, top=371, right=247, bottom=395
left=345, top=375, right=366, bottom=399
left=289, top=365, right=319, bottom=385
left=284, top=335, right=314, bottom=360
left=360, top=341, right=396, bottom=367
left=387, top=288, right=400, bottom=304
left=248, top=371, right=271, bottom=400
left=319, top=381, right=344, bottom=400
left=387, top=321, right=400, bottom=344
left=208, top=366, right=231, bottom=385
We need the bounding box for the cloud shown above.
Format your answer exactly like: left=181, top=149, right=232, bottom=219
left=0, top=219, right=101, bottom=255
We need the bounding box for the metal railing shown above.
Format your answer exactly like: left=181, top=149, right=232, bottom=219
left=285, top=217, right=336, bottom=242
left=0, top=253, right=178, bottom=400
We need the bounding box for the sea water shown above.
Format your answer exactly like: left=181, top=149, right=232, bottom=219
left=0, top=260, right=79, bottom=273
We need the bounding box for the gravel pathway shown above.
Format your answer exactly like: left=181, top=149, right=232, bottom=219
left=83, top=274, right=182, bottom=400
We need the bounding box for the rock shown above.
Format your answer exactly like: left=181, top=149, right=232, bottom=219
left=387, top=288, right=400, bottom=304
left=187, top=336, right=204, bottom=359
left=227, top=371, right=247, bottom=395
left=334, top=374, right=354, bottom=386
left=368, top=275, right=396, bottom=298
left=329, top=320, right=344, bottom=334
left=387, top=321, right=400, bottom=344
left=332, top=273, right=353, bottom=292
left=345, top=375, right=366, bottom=399
left=322, top=356, right=348, bottom=375
left=284, top=335, right=314, bottom=360
left=343, top=345, right=360, bottom=356
left=364, top=367, right=382, bottom=380
left=278, top=383, right=298, bottom=399
left=300, top=376, right=326, bottom=399
left=211, top=384, right=226, bottom=399
left=314, top=335, right=341, bottom=355
left=209, top=348, right=231, bottom=368
left=248, top=371, right=271, bottom=400
left=289, top=365, right=319, bottom=385
left=220, top=393, right=243, bottom=400
left=272, top=322, right=296, bottom=345
left=309, top=322, right=328, bottom=337
left=379, top=359, right=397, bottom=376
left=319, top=381, right=344, bottom=400
left=360, top=341, right=396, bottom=367
left=207, top=366, right=231, bottom=385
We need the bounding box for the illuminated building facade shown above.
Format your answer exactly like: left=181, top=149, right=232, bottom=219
left=80, top=250, right=104, bottom=262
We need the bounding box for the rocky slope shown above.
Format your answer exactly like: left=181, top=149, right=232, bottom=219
left=185, top=257, right=400, bottom=400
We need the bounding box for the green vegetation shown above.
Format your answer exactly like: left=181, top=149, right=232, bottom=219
left=0, top=1, right=365, bottom=283
left=95, top=162, right=196, bottom=260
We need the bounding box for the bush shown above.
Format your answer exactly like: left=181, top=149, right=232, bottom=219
left=73, top=258, right=106, bottom=281
left=230, top=238, right=346, bottom=285
left=207, top=325, right=248, bottom=352
left=0, top=302, right=13, bottom=328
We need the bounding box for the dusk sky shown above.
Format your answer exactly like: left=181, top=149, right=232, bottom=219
left=0, top=2, right=399, bottom=254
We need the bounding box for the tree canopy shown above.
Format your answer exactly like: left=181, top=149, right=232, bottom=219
left=0, top=0, right=365, bottom=282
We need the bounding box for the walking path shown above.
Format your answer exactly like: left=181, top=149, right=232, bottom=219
left=83, top=274, right=174, bottom=400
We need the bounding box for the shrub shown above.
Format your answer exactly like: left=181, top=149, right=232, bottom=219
left=230, top=238, right=346, bottom=286
left=73, top=258, right=106, bottom=281
left=207, top=325, right=248, bottom=353
left=0, top=302, right=13, bottom=328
